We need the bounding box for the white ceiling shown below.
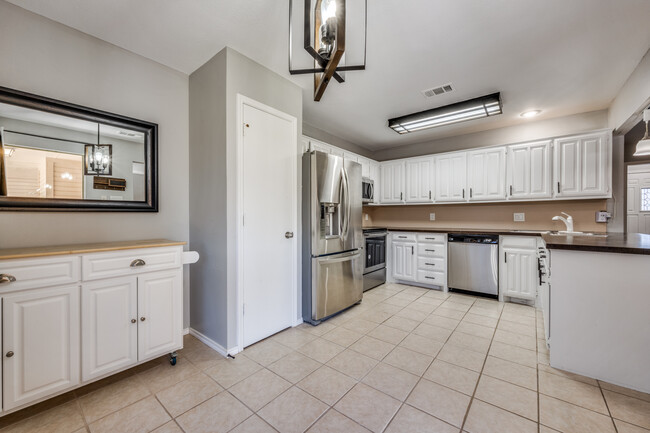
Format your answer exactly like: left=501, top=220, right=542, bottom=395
left=7, top=0, right=650, bottom=151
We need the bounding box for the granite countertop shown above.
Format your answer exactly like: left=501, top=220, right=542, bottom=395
left=541, top=232, right=650, bottom=255
left=0, top=239, right=186, bottom=260
left=364, top=226, right=548, bottom=237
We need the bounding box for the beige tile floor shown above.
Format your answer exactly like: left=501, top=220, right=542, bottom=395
left=1, top=283, right=649, bottom=433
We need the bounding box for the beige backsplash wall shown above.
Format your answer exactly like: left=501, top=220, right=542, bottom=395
left=363, top=200, right=608, bottom=232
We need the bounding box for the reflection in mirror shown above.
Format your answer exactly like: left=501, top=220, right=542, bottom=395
left=0, top=102, right=145, bottom=202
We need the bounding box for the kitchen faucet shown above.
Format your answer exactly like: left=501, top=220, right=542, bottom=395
left=552, top=212, right=574, bottom=233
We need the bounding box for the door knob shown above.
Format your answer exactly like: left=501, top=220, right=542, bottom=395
left=5, top=351, right=14, bottom=358
left=285, top=232, right=294, bottom=239
left=131, top=319, right=137, bottom=324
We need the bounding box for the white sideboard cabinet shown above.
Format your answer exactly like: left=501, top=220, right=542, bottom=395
left=0, top=240, right=195, bottom=415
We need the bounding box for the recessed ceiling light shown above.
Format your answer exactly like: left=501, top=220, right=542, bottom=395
left=520, top=110, right=541, bottom=118
left=388, top=93, right=503, bottom=134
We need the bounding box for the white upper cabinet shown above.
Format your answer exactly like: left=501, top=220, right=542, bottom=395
left=467, top=147, right=506, bottom=201
left=380, top=160, right=405, bottom=203
left=405, top=157, right=434, bottom=203
left=308, top=139, right=332, bottom=154
left=357, top=156, right=370, bottom=178
left=343, top=151, right=358, bottom=163
left=435, top=152, right=467, bottom=202
left=507, top=140, right=552, bottom=200
left=554, top=131, right=610, bottom=198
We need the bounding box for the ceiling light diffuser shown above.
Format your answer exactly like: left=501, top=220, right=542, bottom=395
left=388, top=93, right=502, bottom=134
left=520, top=110, right=541, bottom=118
left=634, top=108, right=650, bottom=156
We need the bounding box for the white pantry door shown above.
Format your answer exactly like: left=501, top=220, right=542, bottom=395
left=242, top=101, right=296, bottom=348
left=627, top=164, right=650, bottom=234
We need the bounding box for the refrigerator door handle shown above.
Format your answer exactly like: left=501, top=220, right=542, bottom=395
left=317, top=249, right=360, bottom=263
left=340, top=167, right=350, bottom=241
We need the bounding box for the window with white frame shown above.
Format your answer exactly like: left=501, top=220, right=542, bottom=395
left=642, top=187, right=650, bottom=212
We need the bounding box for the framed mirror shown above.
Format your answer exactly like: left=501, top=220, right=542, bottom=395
left=0, top=86, right=157, bottom=211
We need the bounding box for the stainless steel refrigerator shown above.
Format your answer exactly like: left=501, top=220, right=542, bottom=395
left=302, top=151, right=363, bottom=325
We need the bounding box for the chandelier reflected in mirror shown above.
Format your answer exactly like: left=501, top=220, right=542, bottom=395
left=84, top=124, right=112, bottom=176
left=289, top=0, right=367, bottom=101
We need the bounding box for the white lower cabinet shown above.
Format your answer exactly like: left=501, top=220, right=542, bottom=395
left=82, top=277, right=138, bottom=382
left=391, top=240, right=416, bottom=282
left=137, top=270, right=183, bottom=361
left=499, top=236, right=538, bottom=301
left=3, top=285, right=80, bottom=411
left=0, top=244, right=187, bottom=414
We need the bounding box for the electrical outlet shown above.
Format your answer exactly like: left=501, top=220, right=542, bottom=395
left=514, top=213, right=525, bottom=222
left=364, top=213, right=369, bottom=221
left=596, top=211, right=611, bottom=223
left=429, top=213, right=436, bottom=221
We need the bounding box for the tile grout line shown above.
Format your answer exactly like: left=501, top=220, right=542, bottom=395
left=458, top=299, right=503, bottom=432
left=597, top=381, right=619, bottom=433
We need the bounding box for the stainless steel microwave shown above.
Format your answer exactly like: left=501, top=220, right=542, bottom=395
left=362, top=177, right=374, bottom=203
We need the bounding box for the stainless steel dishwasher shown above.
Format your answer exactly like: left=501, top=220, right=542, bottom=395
left=448, top=234, right=499, bottom=296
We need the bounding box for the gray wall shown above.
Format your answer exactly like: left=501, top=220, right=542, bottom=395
left=303, top=122, right=374, bottom=158
left=0, top=1, right=191, bottom=327
left=189, top=48, right=228, bottom=349
left=189, top=47, right=303, bottom=351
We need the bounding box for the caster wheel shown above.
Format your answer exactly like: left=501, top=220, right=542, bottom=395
left=170, top=356, right=177, bottom=366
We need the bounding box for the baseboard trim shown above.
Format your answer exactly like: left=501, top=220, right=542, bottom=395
left=182, top=328, right=190, bottom=335
left=188, top=328, right=228, bottom=357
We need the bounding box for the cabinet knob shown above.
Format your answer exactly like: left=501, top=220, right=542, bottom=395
left=130, top=259, right=146, bottom=267
left=285, top=232, right=294, bottom=239
left=0, top=274, right=16, bottom=284
left=131, top=319, right=137, bottom=324
left=6, top=351, right=14, bottom=358
left=140, top=317, right=146, bottom=322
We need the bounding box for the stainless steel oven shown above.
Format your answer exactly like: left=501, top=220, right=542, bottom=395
left=362, top=177, right=374, bottom=204
left=363, top=229, right=387, bottom=291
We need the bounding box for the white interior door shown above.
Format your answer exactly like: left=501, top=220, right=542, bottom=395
left=627, top=164, right=650, bottom=234
left=242, top=101, right=296, bottom=348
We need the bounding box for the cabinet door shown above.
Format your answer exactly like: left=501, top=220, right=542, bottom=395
left=310, top=140, right=331, bottom=154
left=554, top=137, right=581, bottom=196
left=137, top=270, right=183, bottom=361
left=380, top=161, right=404, bottom=203
left=343, top=151, right=358, bottom=163
left=3, top=285, right=80, bottom=410
left=358, top=156, right=370, bottom=178
left=468, top=148, right=505, bottom=201
left=391, top=242, right=416, bottom=281
left=436, top=153, right=467, bottom=202
left=405, top=157, right=434, bottom=203
left=82, top=277, right=138, bottom=382
left=501, top=249, right=537, bottom=300
left=369, top=161, right=380, bottom=203
left=579, top=134, right=608, bottom=196
left=507, top=141, right=551, bottom=199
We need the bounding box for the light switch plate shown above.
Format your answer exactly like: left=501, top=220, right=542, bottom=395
left=364, top=213, right=369, bottom=221
left=514, top=213, right=525, bottom=222
left=429, top=213, right=436, bottom=221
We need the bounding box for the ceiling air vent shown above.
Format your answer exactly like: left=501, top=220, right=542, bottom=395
left=422, top=83, right=454, bottom=98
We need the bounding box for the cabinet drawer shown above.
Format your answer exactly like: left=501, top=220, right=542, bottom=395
left=417, top=233, right=446, bottom=244
left=417, top=257, right=445, bottom=271
left=0, top=256, right=80, bottom=291
left=82, top=247, right=182, bottom=281
left=391, top=233, right=416, bottom=242
left=417, top=269, right=446, bottom=285
left=417, top=244, right=446, bottom=258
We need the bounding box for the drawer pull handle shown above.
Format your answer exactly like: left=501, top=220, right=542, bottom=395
left=5, top=351, right=14, bottom=358
left=130, top=259, right=146, bottom=267
left=131, top=319, right=137, bottom=324
left=398, top=236, right=407, bottom=239
left=425, top=276, right=436, bottom=280
left=425, top=263, right=435, bottom=266
left=140, top=317, right=146, bottom=322
left=425, top=249, right=435, bottom=252
left=0, top=274, right=16, bottom=284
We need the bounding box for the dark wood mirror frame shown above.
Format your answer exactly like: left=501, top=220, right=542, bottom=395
left=0, top=86, right=158, bottom=212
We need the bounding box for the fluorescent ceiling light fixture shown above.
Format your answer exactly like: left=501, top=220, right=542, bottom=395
left=388, top=93, right=502, bottom=134
left=520, top=110, right=541, bottom=118
left=634, top=108, right=650, bottom=156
